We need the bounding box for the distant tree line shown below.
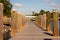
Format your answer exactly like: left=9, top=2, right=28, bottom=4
left=0, top=0, right=12, bottom=17
left=32, top=10, right=50, bottom=16
left=32, top=10, right=60, bottom=19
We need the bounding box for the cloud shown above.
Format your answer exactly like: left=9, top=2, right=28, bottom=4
left=50, top=3, right=60, bottom=8
left=14, top=3, right=23, bottom=7
left=44, top=0, right=53, bottom=2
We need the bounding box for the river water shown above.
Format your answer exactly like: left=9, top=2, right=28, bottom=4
left=50, top=21, right=60, bottom=36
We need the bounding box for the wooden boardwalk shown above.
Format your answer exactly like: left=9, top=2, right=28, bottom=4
left=9, top=22, right=60, bottom=40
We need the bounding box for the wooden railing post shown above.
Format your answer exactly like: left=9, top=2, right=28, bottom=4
left=11, top=10, right=17, bottom=37
left=53, top=9, right=58, bottom=37
left=46, top=12, right=50, bottom=32
left=40, top=15, right=43, bottom=27
left=17, top=13, right=22, bottom=32
left=41, top=15, right=44, bottom=28
left=0, top=3, right=3, bottom=40
left=43, top=14, right=46, bottom=30
left=39, top=15, right=41, bottom=26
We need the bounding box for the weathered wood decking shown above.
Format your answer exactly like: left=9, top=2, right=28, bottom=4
left=9, top=22, right=60, bottom=40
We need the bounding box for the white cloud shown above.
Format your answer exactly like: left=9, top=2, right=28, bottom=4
left=14, top=3, right=23, bottom=7
left=50, top=3, right=60, bottom=8
left=44, top=0, right=53, bottom=2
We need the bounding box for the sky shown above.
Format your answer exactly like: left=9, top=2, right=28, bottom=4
left=10, top=0, right=60, bottom=15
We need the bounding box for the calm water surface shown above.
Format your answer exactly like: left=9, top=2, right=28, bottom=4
left=50, top=21, right=60, bottom=36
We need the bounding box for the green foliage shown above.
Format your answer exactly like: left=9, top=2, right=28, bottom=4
left=46, top=11, right=50, bottom=14
left=39, top=10, right=45, bottom=15
left=34, top=13, right=39, bottom=16
left=0, top=0, right=12, bottom=17
left=32, top=11, right=39, bottom=16
left=32, top=10, right=46, bottom=16
left=31, top=10, right=54, bottom=19
left=59, top=13, right=60, bottom=17
left=32, top=11, right=35, bottom=16
left=51, top=13, right=53, bottom=19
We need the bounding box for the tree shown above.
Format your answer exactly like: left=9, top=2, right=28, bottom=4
left=58, top=13, right=60, bottom=17
left=50, top=12, right=53, bottom=19
left=0, top=0, right=12, bottom=17
left=39, top=10, right=45, bottom=15
left=32, top=11, right=35, bottom=16
left=32, top=11, right=39, bottom=16
left=34, top=12, right=39, bottom=16
left=46, top=11, right=50, bottom=14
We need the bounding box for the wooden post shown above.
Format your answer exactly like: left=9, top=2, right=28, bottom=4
left=16, top=13, right=20, bottom=32
left=46, top=12, right=50, bottom=32
left=43, top=14, right=46, bottom=30
left=0, top=3, right=3, bottom=40
left=15, top=11, right=18, bottom=32
left=11, top=10, right=17, bottom=37
left=17, top=13, right=22, bottom=32
left=40, top=15, right=42, bottom=27
left=53, top=9, right=58, bottom=37
left=38, top=15, right=41, bottom=26
left=40, top=15, right=43, bottom=27
left=37, top=16, right=40, bottom=26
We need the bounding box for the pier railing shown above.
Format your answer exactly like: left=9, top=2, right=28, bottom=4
left=0, top=3, right=59, bottom=40
left=11, top=9, right=27, bottom=37
left=35, top=10, right=59, bottom=37
left=0, top=3, right=27, bottom=40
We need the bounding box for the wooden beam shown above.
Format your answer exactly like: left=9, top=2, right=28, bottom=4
left=0, top=3, right=3, bottom=40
